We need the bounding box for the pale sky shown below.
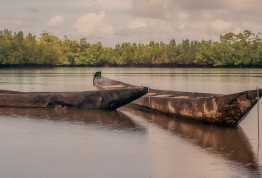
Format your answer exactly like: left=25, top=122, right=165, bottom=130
left=1, top=0, right=262, bottom=47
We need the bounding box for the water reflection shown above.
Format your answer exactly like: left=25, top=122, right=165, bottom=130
left=0, top=107, right=145, bottom=132
left=119, top=106, right=261, bottom=176
left=1, top=68, right=262, bottom=177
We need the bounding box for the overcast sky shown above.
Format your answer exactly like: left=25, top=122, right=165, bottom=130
left=1, top=0, right=262, bottom=47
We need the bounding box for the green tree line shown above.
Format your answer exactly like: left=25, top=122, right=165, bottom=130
left=0, top=29, right=261, bottom=67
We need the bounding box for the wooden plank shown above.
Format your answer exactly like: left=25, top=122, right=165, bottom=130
left=146, top=93, right=157, bottom=96
left=153, top=94, right=173, bottom=97
left=173, top=96, right=190, bottom=98
left=104, top=85, right=125, bottom=89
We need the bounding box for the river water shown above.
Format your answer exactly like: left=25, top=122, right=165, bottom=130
left=0, top=67, right=262, bottom=178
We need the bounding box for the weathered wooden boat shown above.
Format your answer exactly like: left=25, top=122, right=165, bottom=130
left=0, top=86, right=148, bottom=110
left=94, top=71, right=262, bottom=126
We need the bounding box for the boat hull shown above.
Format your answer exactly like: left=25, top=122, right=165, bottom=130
left=94, top=74, right=261, bottom=126
left=131, top=89, right=259, bottom=125
left=0, top=88, right=148, bottom=110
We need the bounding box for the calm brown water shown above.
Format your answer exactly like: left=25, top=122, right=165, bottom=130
left=0, top=67, right=262, bottom=178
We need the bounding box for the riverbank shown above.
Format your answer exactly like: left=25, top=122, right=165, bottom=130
left=1, top=64, right=262, bottom=68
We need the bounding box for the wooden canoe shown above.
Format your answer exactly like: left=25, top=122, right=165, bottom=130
left=93, top=71, right=262, bottom=126
left=0, top=86, right=148, bottom=110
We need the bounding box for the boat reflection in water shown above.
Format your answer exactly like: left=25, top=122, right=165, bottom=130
left=0, top=107, right=145, bottom=132
left=119, top=106, right=261, bottom=176
left=1, top=106, right=261, bottom=177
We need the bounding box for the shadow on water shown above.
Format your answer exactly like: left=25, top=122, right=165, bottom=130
left=119, top=105, right=262, bottom=177
left=0, top=107, right=145, bottom=132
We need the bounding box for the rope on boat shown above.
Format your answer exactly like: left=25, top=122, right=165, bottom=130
left=257, top=87, right=260, bottom=146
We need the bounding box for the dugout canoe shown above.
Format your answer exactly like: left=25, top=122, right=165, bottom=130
left=0, top=86, right=148, bottom=110
left=93, top=71, right=262, bottom=126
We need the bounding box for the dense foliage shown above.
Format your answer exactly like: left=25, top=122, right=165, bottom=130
left=0, top=29, right=261, bottom=67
